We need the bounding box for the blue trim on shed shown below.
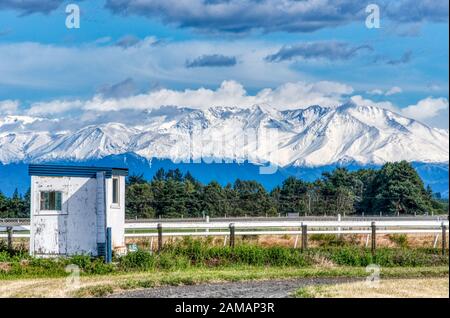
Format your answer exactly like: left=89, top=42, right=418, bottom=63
left=28, top=164, right=128, bottom=178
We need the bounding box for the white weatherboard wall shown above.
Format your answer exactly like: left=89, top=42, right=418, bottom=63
left=29, top=171, right=126, bottom=257
left=105, top=175, right=126, bottom=248
left=31, top=175, right=98, bottom=256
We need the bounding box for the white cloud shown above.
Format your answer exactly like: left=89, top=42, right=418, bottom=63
left=402, top=97, right=449, bottom=120
left=28, top=80, right=353, bottom=114
left=367, top=89, right=384, bottom=95
left=28, top=99, right=84, bottom=116
left=4, top=75, right=448, bottom=130
left=367, top=86, right=402, bottom=96
left=254, top=81, right=353, bottom=109
left=352, top=95, right=449, bottom=129
left=350, top=95, right=396, bottom=111
left=0, top=39, right=299, bottom=96
left=0, top=100, right=20, bottom=115
left=385, top=86, right=403, bottom=96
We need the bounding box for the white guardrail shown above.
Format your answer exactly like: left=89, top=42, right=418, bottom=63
left=123, top=220, right=449, bottom=237
left=1, top=219, right=448, bottom=238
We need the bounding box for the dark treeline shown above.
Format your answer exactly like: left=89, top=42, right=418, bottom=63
left=0, top=161, right=447, bottom=219
left=125, top=161, right=447, bottom=218
left=0, top=189, right=30, bottom=218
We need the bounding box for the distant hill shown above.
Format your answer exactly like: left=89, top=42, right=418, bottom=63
left=0, top=154, right=447, bottom=198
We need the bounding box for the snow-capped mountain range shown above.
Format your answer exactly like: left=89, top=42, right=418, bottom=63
left=0, top=102, right=448, bottom=167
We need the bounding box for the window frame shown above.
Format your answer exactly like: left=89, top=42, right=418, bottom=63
left=111, top=176, right=120, bottom=207
left=39, top=191, right=62, bottom=212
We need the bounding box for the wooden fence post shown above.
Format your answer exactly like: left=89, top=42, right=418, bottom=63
left=6, top=226, right=13, bottom=251
left=371, top=221, right=376, bottom=255
left=301, top=224, right=308, bottom=251
left=157, top=223, right=163, bottom=253
left=106, top=227, right=112, bottom=263
left=442, top=223, right=447, bottom=256
left=229, top=223, right=235, bottom=249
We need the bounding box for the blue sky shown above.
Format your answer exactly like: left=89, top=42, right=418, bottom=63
left=0, top=0, right=448, bottom=128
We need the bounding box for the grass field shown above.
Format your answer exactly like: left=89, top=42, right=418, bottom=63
left=1, top=238, right=448, bottom=298
left=0, top=266, right=448, bottom=298
left=294, top=277, right=449, bottom=298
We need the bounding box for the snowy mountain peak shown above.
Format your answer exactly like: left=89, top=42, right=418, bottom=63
left=0, top=103, right=448, bottom=166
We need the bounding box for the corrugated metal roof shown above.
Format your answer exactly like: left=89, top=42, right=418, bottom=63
left=28, top=164, right=128, bottom=178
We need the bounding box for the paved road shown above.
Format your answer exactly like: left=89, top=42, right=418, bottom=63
left=109, top=277, right=362, bottom=298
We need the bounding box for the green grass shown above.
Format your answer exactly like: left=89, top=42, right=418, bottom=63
left=1, top=239, right=448, bottom=280
left=294, top=286, right=322, bottom=298
left=81, top=285, right=114, bottom=297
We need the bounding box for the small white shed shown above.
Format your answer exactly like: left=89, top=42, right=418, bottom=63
left=28, top=164, right=128, bottom=259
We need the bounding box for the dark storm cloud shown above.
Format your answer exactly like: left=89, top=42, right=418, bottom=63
left=105, top=0, right=366, bottom=34
left=186, top=54, right=237, bottom=68
left=0, top=0, right=64, bottom=15
left=265, top=41, right=373, bottom=63
left=386, top=50, right=413, bottom=65
left=97, top=78, right=139, bottom=98
left=384, top=0, right=449, bottom=23
left=104, top=0, right=448, bottom=34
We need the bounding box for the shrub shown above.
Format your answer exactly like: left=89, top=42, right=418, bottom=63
left=157, top=253, right=190, bottom=270
left=69, top=255, right=92, bottom=269
left=373, top=248, right=446, bottom=267
left=0, top=250, right=11, bottom=262
left=67, top=255, right=115, bottom=274
left=323, top=247, right=373, bottom=267
left=388, top=234, right=409, bottom=248
left=232, top=245, right=267, bottom=265
left=169, top=243, right=310, bottom=267
left=0, top=242, right=30, bottom=261
left=118, top=249, right=156, bottom=271
left=310, top=234, right=346, bottom=247
left=266, top=246, right=307, bottom=266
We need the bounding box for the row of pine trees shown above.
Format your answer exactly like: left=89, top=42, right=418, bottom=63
left=0, top=189, right=30, bottom=218
left=0, top=161, right=447, bottom=219
left=125, top=161, right=446, bottom=218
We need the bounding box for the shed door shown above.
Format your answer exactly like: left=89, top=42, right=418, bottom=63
left=33, top=215, right=67, bottom=256
left=32, top=187, right=68, bottom=256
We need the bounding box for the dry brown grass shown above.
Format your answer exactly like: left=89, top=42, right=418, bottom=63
left=297, top=277, right=450, bottom=298
left=0, top=273, right=151, bottom=298
left=4, top=233, right=448, bottom=253
left=3, top=269, right=448, bottom=298
left=125, top=233, right=448, bottom=250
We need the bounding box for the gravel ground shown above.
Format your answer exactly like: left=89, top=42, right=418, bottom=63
left=109, top=277, right=362, bottom=298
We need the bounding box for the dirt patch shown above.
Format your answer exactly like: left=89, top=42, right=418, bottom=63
left=109, top=277, right=361, bottom=298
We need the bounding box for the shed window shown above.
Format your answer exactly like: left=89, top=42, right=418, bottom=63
left=40, top=191, right=62, bottom=211
left=112, top=177, right=119, bottom=205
